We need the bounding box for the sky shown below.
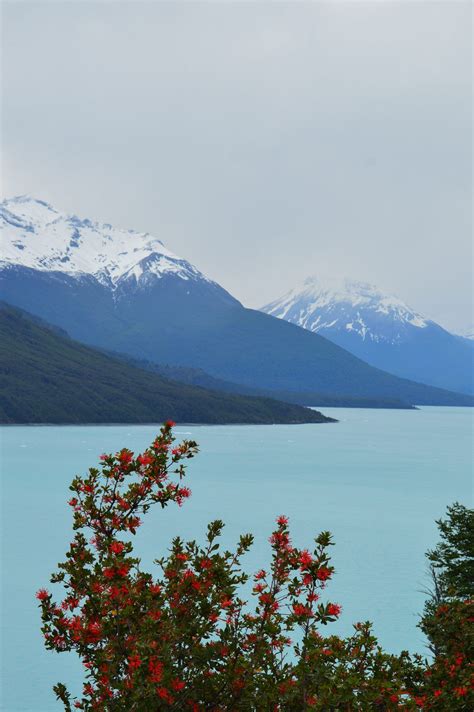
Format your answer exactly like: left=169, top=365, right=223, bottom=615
left=2, top=0, right=472, bottom=332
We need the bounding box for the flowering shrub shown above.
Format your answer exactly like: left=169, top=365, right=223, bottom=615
left=415, top=599, right=473, bottom=708
left=416, top=503, right=474, bottom=709
left=37, top=424, right=471, bottom=710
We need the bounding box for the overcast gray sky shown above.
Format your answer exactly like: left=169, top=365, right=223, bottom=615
left=2, top=0, right=472, bottom=332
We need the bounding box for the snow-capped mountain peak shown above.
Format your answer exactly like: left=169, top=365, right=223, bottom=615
left=261, top=274, right=429, bottom=344
left=0, top=195, right=210, bottom=288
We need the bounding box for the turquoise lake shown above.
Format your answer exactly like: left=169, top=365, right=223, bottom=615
left=1, top=407, right=472, bottom=711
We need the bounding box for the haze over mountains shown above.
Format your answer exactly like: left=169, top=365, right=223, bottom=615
left=262, top=276, right=474, bottom=396
left=1, top=196, right=472, bottom=411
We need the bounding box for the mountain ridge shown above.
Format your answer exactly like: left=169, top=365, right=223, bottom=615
left=1, top=195, right=239, bottom=304
left=261, top=275, right=473, bottom=395
left=2, top=196, right=472, bottom=407
left=262, top=275, right=430, bottom=341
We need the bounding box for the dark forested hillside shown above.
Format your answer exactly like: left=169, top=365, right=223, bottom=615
left=104, top=351, right=416, bottom=409
left=0, top=304, right=334, bottom=425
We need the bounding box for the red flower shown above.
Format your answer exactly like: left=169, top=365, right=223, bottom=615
left=269, top=530, right=292, bottom=551
left=137, top=453, right=153, bottom=466
left=157, top=687, right=174, bottom=703
left=316, top=567, right=331, bottom=581
left=68, top=497, right=78, bottom=507
left=171, top=678, right=186, bottom=691
left=454, top=687, right=467, bottom=697
left=277, top=515, right=289, bottom=526
left=327, top=603, right=341, bottom=617
left=86, top=621, right=102, bottom=640
left=36, top=588, right=49, bottom=601
left=414, top=696, right=426, bottom=707
left=293, top=603, right=312, bottom=617
left=298, top=550, right=313, bottom=569
left=118, top=449, right=133, bottom=465
left=165, top=420, right=176, bottom=428
left=128, top=654, right=141, bottom=670
left=259, top=592, right=277, bottom=608
left=127, top=517, right=141, bottom=532
left=148, top=658, right=163, bottom=683
left=109, top=541, right=125, bottom=555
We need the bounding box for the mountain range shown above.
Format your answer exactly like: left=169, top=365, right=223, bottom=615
left=1, top=196, right=473, bottom=413
left=261, top=276, right=473, bottom=396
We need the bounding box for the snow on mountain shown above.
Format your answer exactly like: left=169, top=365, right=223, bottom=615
left=261, top=275, right=429, bottom=345
left=457, top=325, right=474, bottom=340
left=261, top=274, right=473, bottom=395
left=0, top=195, right=212, bottom=289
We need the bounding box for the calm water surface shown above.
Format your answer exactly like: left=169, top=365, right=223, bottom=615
left=1, top=407, right=472, bottom=711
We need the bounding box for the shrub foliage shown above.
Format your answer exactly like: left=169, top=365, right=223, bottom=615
left=37, top=425, right=472, bottom=710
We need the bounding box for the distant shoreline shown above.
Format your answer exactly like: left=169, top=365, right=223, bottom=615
left=0, top=418, right=338, bottom=427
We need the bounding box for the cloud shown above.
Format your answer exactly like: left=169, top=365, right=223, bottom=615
left=2, top=0, right=472, bottom=331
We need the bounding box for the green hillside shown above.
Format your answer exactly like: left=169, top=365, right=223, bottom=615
left=0, top=304, right=334, bottom=425
left=104, top=351, right=416, bottom=409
